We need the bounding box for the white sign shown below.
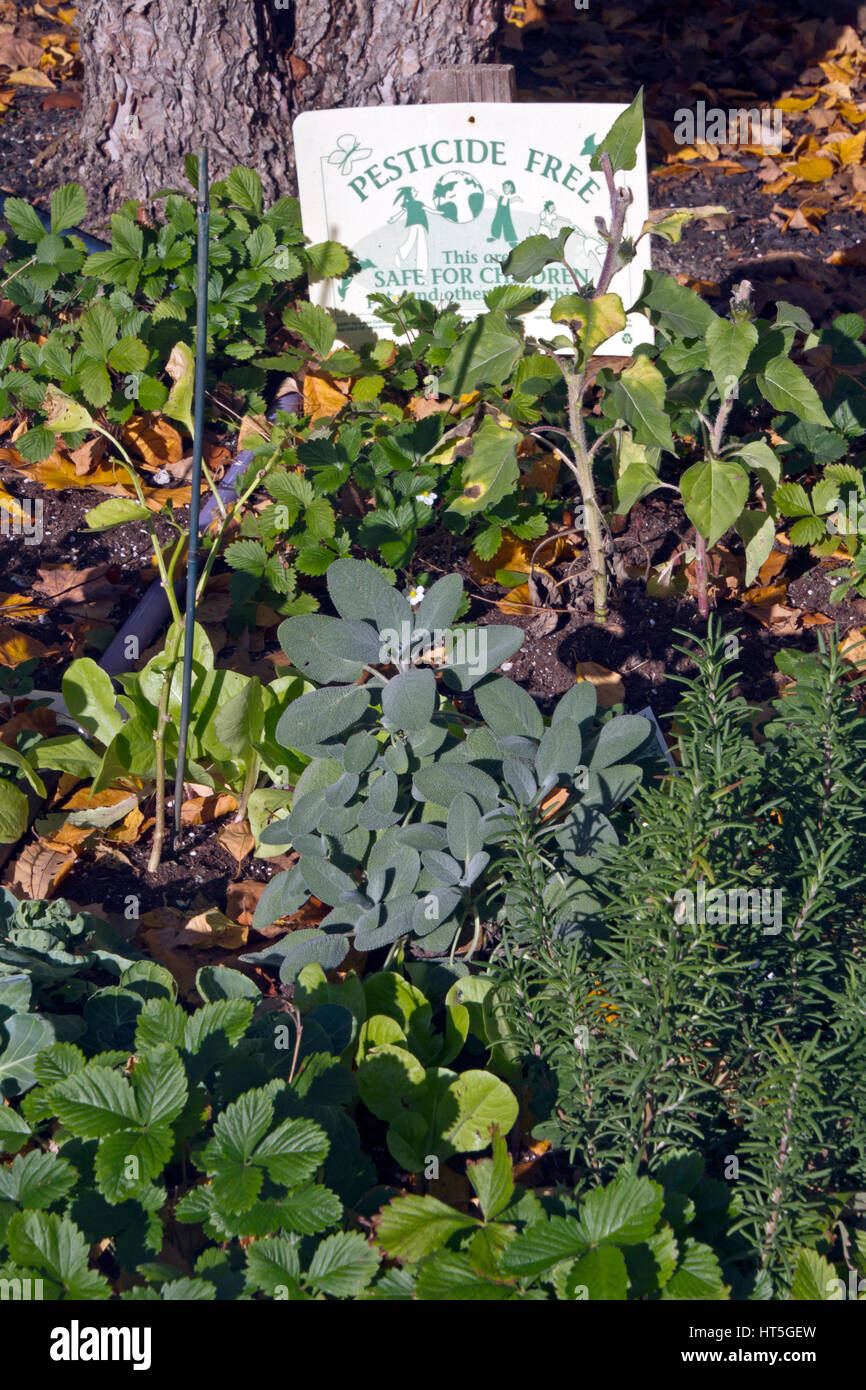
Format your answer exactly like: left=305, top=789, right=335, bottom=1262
left=293, top=102, right=652, bottom=354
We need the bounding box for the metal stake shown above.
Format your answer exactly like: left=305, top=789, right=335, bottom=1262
left=172, top=150, right=209, bottom=849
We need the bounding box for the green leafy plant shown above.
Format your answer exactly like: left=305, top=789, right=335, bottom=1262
left=0, top=168, right=347, bottom=441
left=485, top=619, right=866, bottom=1295
left=247, top=558, right=652, bottom=979
left=32, top=637, right=311, bottom=868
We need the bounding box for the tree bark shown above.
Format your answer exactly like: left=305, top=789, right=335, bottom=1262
left=70, top=0, right=502, bottom=224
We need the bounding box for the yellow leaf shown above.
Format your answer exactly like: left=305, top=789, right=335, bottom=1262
left=825, top=131, right=866, bottom=165
left=836, top=101, right=866, bottom=125
left=303, top=373, right=348, bottom=422
left=5, top=67, right=55, bottom=89
left=790, top=155, right=835, bottom=182
left=575, top=661, right=625, bottom=708
left=776, top=95, right=819, bottom=112
left=0, top=592, right=48, bottom=619
left=0, top=625, right=51, bottom=667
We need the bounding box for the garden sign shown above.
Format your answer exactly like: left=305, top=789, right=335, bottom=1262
left=294, top=103, right=651, bottom=351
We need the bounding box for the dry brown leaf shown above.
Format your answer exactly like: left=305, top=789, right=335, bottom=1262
left=32, top=563, right=115, bottom=608
left=757, top=550, right=788, bottom=586
left=105, top=807, right=144, bottom=844
left=180, top=792, right=238, bottom=827
left=0, top=34, right=43, bottom=68
left=9, top=841, right=74, bottom=898
left=4, top=448, right=137, bottom=494
left=828, top=243, right=866, bottom=267
left=575, top=661, right=625, bottom=708
left=218, top=818, right=255, bottom=869
left=225, top=878, right=264, bottom=927
left=839, top=627, right=866, bottom=672
left=171, top=908, right=249, bottom=951
left=123, top=415, right=183, bottom=469
left=745, top=602, right=803, bottom=633
left=63, top=434, right=106, bottom=477
left=237, top=414, right=270, bottom=449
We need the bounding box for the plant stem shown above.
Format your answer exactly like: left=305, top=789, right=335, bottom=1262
left=566, top=370, right=608, bottom=623
left=694, top=530, right=710, bottom=619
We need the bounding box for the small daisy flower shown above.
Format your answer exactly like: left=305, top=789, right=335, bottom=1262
left=417, top=490, right=437, bottom=506
left=407, top=584, right=426, bottom=607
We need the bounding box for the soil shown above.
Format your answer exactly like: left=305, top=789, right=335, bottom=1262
left=2, top=0, right=866, bottom=938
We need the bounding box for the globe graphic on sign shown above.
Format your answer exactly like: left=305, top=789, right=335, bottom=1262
left=433, top=169, right=484, bottom=223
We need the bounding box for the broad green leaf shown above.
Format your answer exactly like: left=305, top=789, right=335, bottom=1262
left=635, top=270, right=716, bottom=340
left=0, top=1014, right=55, bottom=1097
left=576, top=1174, right=664, bottom=1246
left=500, top=1215, right=588, bottom=1276
left=283, top=302, right=336, bottom=359
left=550, top=292, right=626, bottom=359
left=80, top=301, right=117, bottom=359
left=276, top=684, right=370, bottom=751
left=566, top=1244, right=629, bottom=1299
left=501, top=225, right=571, bottom=281
left=0, top=1150, right=76, bottom=1209
left=467, top=1130, right=514, bottom=1220
left=50, top=182, right=87, bottom=235
left=609, top=357, right=675, bottom=453
left=381, top=668, right=436, bottom=732
left=736, top=509, right=775, bottom=586
left=244, top=1235, right=301, bottom=1296
left=305, top=1230, right=379, bottom=1298
left=6, top=1210, right=110, bottom=1299
left=756, top=355, right=831, bottom=427
left=680, top=457, right=749, bottom=548
left=588, top=714, right=651, bottom=771
left=705, top=317, right=758, bottom=397
left=438, top=312, right=523, bottom=395
left=447, top=417, right=519, bottom=516
left=0, top=779, right=29, bottom=844
left=41, top=385, right=94, bottom=434
left=61, top=658, right=123, bottom=746
left=85, top=498, right=151, bottom=532
left=445, top=1071, right=519, bottom=1152
left=791, top=1247, right=842, bottom=1301
left=661, top=1238, right=727, bottom=1300
left=223, top=166, right=263, bottom=215
left=51, top=1065, right=139, bottom=1137
left=475, top=675, right=543, bottom=741
left=0, top=743, right=44, bottom=796
left=377, top=1193, right=476, bottom=1261
left=590, top=89, right=644, bottom=174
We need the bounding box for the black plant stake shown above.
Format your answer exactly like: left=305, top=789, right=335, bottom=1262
left=172, top=150, right=209, bottom=849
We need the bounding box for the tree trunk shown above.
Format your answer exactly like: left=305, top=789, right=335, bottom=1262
left=71, top=0, right=502, bottom=224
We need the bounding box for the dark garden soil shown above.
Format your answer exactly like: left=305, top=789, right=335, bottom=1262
left=2, top=1, right=866, bottom=953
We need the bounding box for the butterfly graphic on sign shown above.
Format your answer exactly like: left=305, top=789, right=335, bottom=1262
left=326, top=133, right=373, bottom=176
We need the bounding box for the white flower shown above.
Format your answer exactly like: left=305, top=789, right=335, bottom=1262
left=153, top=469, right=171, bottom=486
left=417, top=490, right=437, bottom=506
left=407, top=585, right=426, bottom=607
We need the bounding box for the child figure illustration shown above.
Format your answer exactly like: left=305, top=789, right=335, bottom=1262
left=389, top=186, right=430, bottom=273
left=531, top=199, right=562, bottom=237
left=487, top=180, right=522, bottom=246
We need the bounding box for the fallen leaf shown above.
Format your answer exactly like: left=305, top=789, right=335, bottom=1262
left=4, top=66, right=54, bottom=89
left=180, top=792, right=238, bottom=826
left=218, top=818, right=255, bottom=869
left=169, top=907, right=249, bottom=951
left=840, top=627, right=866, bottom=672
left=0, top=624, right=51, bottom=667
left=303, top=372, right=349, bottom=422
left=574, top=661, right=625, bottom=707
left=0, top=591, right=48, bottom=620
left=123, top=414, right=184, bottom=469
left=8, top=841, right=74, bottom=898
left=225, top=878, right=264, bottom=926
left=0, top=35, right=43, bottom=68
left=744, top=602, right=803, bottom=634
